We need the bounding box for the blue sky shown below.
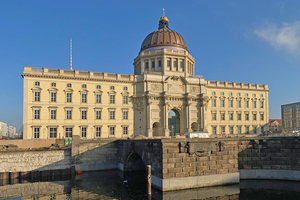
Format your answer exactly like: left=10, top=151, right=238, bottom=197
left=1, top=0, right=300, bottom=131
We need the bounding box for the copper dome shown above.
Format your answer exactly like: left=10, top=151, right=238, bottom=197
left=140, top=15, right=188, bottom=52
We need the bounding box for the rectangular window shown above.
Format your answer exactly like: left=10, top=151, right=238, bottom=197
left=180, top=61, right=183, bottom=68
left=50, top=92, right=56, bottom=102
left=253, top=127, right=257, bottom=134
left=245, top=113, right=249, bottom=120
left=81, top=110, right=87, bottom=120
left=260, top=113, right=264, bottom=121
left=96, top=110, right=101, bottom=119
left=253, top=101, right=256, bottom=108
left=152, top=61, right=155, bottom=68
left=173, top=60, right=177, bottom=70
left=238, top=113, right=241, bottom=120
left=261, top=126, right=264, bottom=133
left=245, top=101, right=249, bottom=108
left=81, top=94, right=87, bottom=103
left=230, top=127, right=234, bottom=134
left=123, top=127, right=128, bottom=135
left=49, top=127, right=57, bottom=138
left=123, top=111, right=128, bottom=120
left=145, top=62, right=149, bottom=69
left=246, top=126, right=249, bottom=134
left=167, top=59, right=171, bottom=70
left=33, top=127, right=40, bottom=138
left=260, top=101, right=264, bottom=108
left=110, top=111, right=115, bottom=120
left=123, top=96, right=128, bottom=104
left=221, top=99, right=225, bottom=107
left=66, top=110, right=72, bottom=119
left=238, top=126, right=242, bottom=134
left=237, top=100, right=241, bottom=108
left=229, top=113, right=233, bottom=120
left=110, top=127, right=115, bottom=135
left=34, top=92, right=40, bottom=102
left=34, top=110, right=40, bottom=119
left=221, top=126, right=225, bottom=133
left=253, top=113, right=257, bottom=121
left=65, top=127, right=72, bottom=138
left=66, top=93, right=72, bottom=102
left=212, top=113, right=216, bottom=120
left=212, top=127, right=217, bottom=135
left=221, top=113, right=225, bottom=120
left=158, top=60, right=162, bottom=67
left=229, top=100, right=233, bottom=108
left=96, top=94, right=101, bottom=103
left=81, top=127, right=87, bottom=137
left=50, top=110, right=56, bottom=120
left=95, top=127, right=101, bottom=137
left=212, top=99, right=216, bottom=107
left=110, top=95, right=115, bottom=104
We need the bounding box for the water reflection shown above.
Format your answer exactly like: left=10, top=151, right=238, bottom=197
left=1, top=170, right=300, bottom=199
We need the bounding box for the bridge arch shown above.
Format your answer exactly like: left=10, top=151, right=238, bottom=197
left=124, top=152, right=146, bottom=172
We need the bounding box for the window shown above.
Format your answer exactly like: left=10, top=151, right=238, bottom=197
left=50, top=92, right=56, bottom=102
left=246, top=126, right=249, bottom=134
left=221, top=113, right=225, bottom=120
left=253, top=101, right=256, bottom=108
left=253, top=127, right=257, bottom=134
left=123, top=111, right=128, bottom=120
left=66, top=110, right=72, bottom=119
left=96, top=85, right=101, bottom=89
left=221, top=92, right=224, bottom=96
left=123, top=127, right=128, bottom=135
left=173, top=60, right=177, bottom=69
left=261, top=126, right=264, bottom=133
left=221, top=99, right=225, bottom=107
left=260, top=113, right=264, bottom=121
left=51, top=82, right=56, bottom=87
left=96, top=110, right=101, bottom=119
left=237, top=100, right=241, bottom=108
left=34, top=92, right=40, bottom=102
left=145, top=62, right=149, bottom=69
left=110, top=95, right=115, bottom=104
left=260, top=101, right=264, bottom=108
left=95, top=127, right=101, bottom=137
left=180, top=61, right=183, bottom=68
left=245, top=101, right=249, bottom=108
left=229, top=113, right=233, bottom=120
left=253, top=94, right=256, bottom=97
left=81, top=127, right=87, bottom=138
left=110, top=86, right=115, bottom=90
left=212, top=99, right=216, bottom=107
left=123, top=96, right=128, bottom=104
left=34, top=110, right=40, bottom=119
left=81, top=94, right=87, bottom=103
left=212, top=113, right=216, bottom=120
left=238, top=126, right=242, bottom=134
left=35, top=81, right=40, bottom=86
left=64, top=93, right=71, bottom=103
left=82, top=84, right=86, bottom=89
left=237, top=93, right=240, bottom=96
left=237, top=113, right=241, bottom=120
left=212, top=127, right=217, bottom=135
left=245, top=113, right=249, bottom=120
left=67, top=83, right=72, bottom=88
left=110, top=127, right=115, bottom=135
left=253, top=113, right=257, bottom=121
left=110, top=111, right=115, bottom=119
left=158, top=60, right=162, bottom=67
left=230, top=127, right=234, bottom=134
left=50, top=110, right=56, bottom=120
left=167, top=59, right=171, bottom=70
left=152, top=61, right=155, bottom=68
left=96, top=94, right=101, bottom=103
left=245, top=93, right=248, bottom=97
left=123, top=87, right=128, bottom=91
left=212, top=91, right=216, bottom=95
left=229, top=100, right=233, bottom=107
left=33, top=127, right=40, bottom=138
left=65, top=127, right=72, bottom=138
left=221, top=126, right=225, bottom=133
left=49, top=128, right=57, bottom=138
left=229, top=92, right=232, bottom=96
left=81, top=110, right=87, bottom=120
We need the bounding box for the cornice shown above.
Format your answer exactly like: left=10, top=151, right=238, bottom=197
left=206, top=86, right=269, bottom=92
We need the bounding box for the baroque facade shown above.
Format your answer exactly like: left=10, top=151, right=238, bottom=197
left=22, top=13, right=269, bottom=139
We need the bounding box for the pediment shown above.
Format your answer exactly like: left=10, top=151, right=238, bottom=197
left=165, top=75, right=185, bottom=93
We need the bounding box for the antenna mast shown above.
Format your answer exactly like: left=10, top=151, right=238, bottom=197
left=70, top=38, right=73, bottom=70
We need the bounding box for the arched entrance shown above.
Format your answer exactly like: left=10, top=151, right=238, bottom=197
left=168, top=109, right=180, bottom=135
left=152, top=122, right=161, bottom=137
left=191, top=122, right=198, bottom=132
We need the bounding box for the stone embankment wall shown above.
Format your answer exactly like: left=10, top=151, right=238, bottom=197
left=0, top=149, right=71, bottom=172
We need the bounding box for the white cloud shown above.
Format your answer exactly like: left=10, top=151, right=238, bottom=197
left=254, top=21, right=300, bottom=54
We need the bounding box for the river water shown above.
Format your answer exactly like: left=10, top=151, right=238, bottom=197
left=1, top=170, right=300, bottom=199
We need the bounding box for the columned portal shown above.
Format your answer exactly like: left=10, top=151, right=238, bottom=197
left=168, top=109, right=180, bottom=135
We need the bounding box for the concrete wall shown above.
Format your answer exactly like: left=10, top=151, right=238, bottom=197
left=0, top=139, right=64, bottom=148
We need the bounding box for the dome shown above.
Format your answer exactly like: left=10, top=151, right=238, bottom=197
left=140, top=14, right=188, bottom=52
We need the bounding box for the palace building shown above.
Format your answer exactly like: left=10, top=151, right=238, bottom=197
left=22, top=13, right=269, bottom=139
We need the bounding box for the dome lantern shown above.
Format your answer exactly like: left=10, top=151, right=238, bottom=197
left=159, top=8, right=169, bottom=29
